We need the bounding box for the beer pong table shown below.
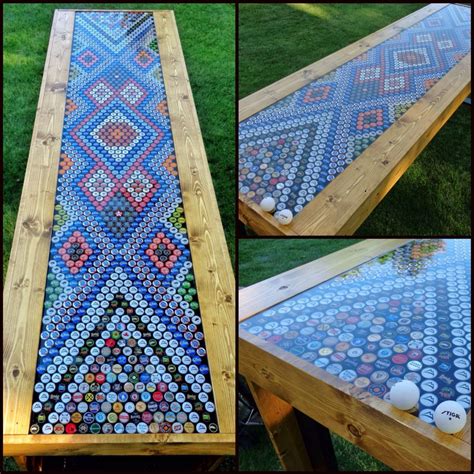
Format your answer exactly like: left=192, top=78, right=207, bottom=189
left=3, top=9, right=235, bottom=460
left=238, top=3, right=471, bottom=236
left=239, top=239, right=471, bottom=471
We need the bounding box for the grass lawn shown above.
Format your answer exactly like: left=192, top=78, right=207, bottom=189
left=238, top=238, right=363, bottom=287
left=239, top=3, right=471, bottom=236
left=240, top=426, right=391, bottom=472
left=3, top=4, right=233, bottom=471
left=239, top=238, right=391, bottom=471
left=3, top=2, right=235, bottom=278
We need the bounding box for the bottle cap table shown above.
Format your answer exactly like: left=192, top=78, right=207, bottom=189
left=239, top=239, right=471, bottom=471
left=3, top=9, right=235, bottom=456
left=238, top=3, right=471, bottom=236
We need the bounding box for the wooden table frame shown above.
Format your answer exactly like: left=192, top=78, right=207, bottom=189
left=3, top=9, right=235, bottom=457
left=238, top=3, right=472, bottom=236
left=239, top=239, right=471, bottom=471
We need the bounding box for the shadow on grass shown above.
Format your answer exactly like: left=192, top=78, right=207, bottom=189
left=357, top=106, right=471, bottom=236
left=238, top=2, right=425, bottom=98
left=238, top=424, right=392, bottom=471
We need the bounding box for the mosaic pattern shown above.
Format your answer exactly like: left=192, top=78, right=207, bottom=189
left=29, top=12, right=219, bottom=435
left=241, top=240, right=471, bottom=425
left=239, top=4, right=471, bottom=215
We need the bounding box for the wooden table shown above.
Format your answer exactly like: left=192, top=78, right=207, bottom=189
left=238, top=3, right=471, bottom=236
left=3, top=9, right=235, bottom=461
left=239, top=240, right=471, bottom=471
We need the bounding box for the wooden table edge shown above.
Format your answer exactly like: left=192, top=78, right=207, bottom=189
left=3, top=434, right=235, bottom=456
left=3, top=9, right=75, bottom=436
left=154, top=9, right=236, bottom=438
left=239, top=239, right=413, bottom=321
left=239, top=332, right=471, bottom=471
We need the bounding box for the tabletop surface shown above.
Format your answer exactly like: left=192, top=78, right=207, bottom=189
left=241, top=239, right=471, bottom=427
left=28, top=11, right=219, bottom=436
left=238, top=4, right=471, bottom=217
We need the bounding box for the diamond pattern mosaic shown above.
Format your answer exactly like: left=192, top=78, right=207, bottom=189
left=241, top=240, right=471, bottom=425
left=239, top=4, right=471, bottom=216
left=29, top=12, right=219, bottom=435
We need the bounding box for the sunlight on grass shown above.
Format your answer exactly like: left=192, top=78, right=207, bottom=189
left=286, top=3, right=330, bottom=19
left=3, top=51, right=34, bottom=66
left=239, top=239, right=363, bottom=287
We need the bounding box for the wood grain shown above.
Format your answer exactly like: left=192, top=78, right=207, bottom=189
left=455, top=411, right=471, bottom=445
left=154, top=11, right=236, bottom=440
left=293, top=53, right=471, bottom=235
left=239, top=239, right=412, bottom=321
left=238, top=193, right=296, bottom=236
left=3, top=10, right=74, bottom=436
left=12, top=456, right=28, bottom=472
left=240, top=332, right=471, bottom=471
left=3, top=434, right=234, bottom=456
left=239, top=3, right=449, bottom=121
left=246, top=380, right=313, bottom=471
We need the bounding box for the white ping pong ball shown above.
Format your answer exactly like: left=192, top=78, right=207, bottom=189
left=259, top=197, right=276, bottom=212
left=274, top=209, right=293, bottom=225
left=434, top=401, right=467, bottom=434
left=389, top=380, right=420, bottom=410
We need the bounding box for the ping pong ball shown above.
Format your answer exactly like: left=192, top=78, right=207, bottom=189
left=434, top=401, right=467, bottom=434
left=259, top=197, right=276, bottom=212
left=275, top=209, right=293, bottom=225
left=389, top=380, right=420, bottom=410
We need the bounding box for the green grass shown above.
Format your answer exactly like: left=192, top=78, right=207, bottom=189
left=239, top=239, right=391, bottom=471
left=2, top=458, right=18, bottom=473
left=239, top=426, right=282, bottom=471
left=239, top=3, right=471, bottom=236
left=3, top=3, right=235, bottom=277
left=239, top=426, right=391, bottom=472
left=238, top=238, right=362, bottom=287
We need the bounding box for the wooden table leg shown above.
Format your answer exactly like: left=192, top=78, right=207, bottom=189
left=12, top=456, right=28, bottom=471
left=294, top=408, right=338, bottom=471
left=12, top=456, right=44, bottom=472
left=39, top=455, right=228, bottom=471
left=30, top=457, right=44, bottom=472
left=247, top=379, right=338, bottom=471
left=205, top=456, right=226, bottom=471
